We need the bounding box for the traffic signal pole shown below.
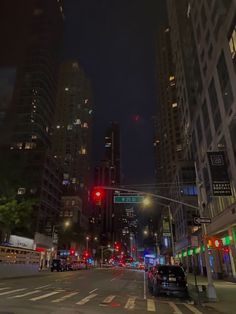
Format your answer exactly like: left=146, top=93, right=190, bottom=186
left=195, top=162, right=217, bottom=301
left=99, top=184, right=217, bottom=302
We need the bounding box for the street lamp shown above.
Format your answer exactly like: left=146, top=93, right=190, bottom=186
left=143, top=197, right=151, bottom=207
left=94, top=236, right=98, bottom=241
left=143, top=230, right=148, bottom=236
left=86, top=236, right=89, bottom=250
left=64, top=220, right=71, bottom=228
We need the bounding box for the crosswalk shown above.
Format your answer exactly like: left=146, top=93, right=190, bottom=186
left=0, top=285, right=203, bottom=313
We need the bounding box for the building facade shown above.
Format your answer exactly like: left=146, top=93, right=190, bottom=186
left=0, top=0, right=64, bottom=241
left=167, top=0, right=236, bottom=279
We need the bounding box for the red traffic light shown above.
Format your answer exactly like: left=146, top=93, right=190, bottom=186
left=92, top=187, right=105, bottom=205
left=70, top=248, right=75, bottom=256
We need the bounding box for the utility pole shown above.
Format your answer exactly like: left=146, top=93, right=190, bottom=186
left=194, top=162, right=217, bottom=301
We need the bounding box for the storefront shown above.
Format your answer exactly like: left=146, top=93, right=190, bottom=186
left=177, top=232, right=236, bottom=280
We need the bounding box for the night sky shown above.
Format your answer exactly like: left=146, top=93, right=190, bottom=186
left=63, top=0, right=162, bottom=184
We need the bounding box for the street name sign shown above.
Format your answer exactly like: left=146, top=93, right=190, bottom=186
left=193, top=217, right=211, bottom=225
left=114, top=195, right=144, bottom=204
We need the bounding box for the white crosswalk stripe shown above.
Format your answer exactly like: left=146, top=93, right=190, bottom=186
left=184, top=303, right=203, bottom=314
left=0, top=287, right=10, bottom=291
left=168, top=301, right=183, bottom=314
left=100, top=295, right=116, bottom=305
left=30, top=291, right=60, bottom=301
left=0, top=288, right=27, bottom=296
left=76, top=293, right=98, bottom=305
left=124, top=296, right=136, bottom=310
left=52, top=292, right=79, bottom=303
left=9, top=290, right=41, bottom=299
left=147, top=298, right=156, bottom=312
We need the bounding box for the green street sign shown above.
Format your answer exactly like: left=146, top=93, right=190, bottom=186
left=113, top=195, right=144, bottom=204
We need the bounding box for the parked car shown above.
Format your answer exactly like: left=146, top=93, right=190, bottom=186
left=51, top=259, right=67, bottom=272
left=149, top=265, right=188, bottom=297
left=70, top=260, right=87, bottom=270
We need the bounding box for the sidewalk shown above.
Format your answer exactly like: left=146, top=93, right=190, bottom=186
left=187, top=274, right=236, bottom=314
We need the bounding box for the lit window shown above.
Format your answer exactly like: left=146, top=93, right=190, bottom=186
left=172, top=102, right=178, bottom=108
left=72, top=178, right=76, bottom=183
left=169, top=75, right=175, bottom=81
left=67, top=124, right=73, bottom=130
left=83, top=122, right=88, bottom=128
left=65, top=87, right=69, bottom=91
left=56, top=125, right=60, bottom=129
left=72, top=62, right=78, bottom=68
left=80, top=147, right=87, bottom=155
left=63, top=173, right=69, bottom=179
left=17, top=187, right=26, bottom=195
left=31, top=135, right=37, bottom=139
left=85, top=99, right=88, bottom=104
left=176, top=144, right=183, bottom=152
left=16, top=143, right=23, bottom=150
left=89, top=109, right=93, bottom=114
left=74, top=119, right=81, bottom=125
left=25, top=142, right=35, bottom=149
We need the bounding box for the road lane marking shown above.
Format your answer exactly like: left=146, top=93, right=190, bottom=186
left=0, top=288, right=27, bottom=296
left=52, top=292, right=79, bottom=303
left=168, top=302, right=183, bottom=314
left=76, top=293, right=98, bottom=305
left=147, top=299, right=156, bottom=312
left=30, top=291, right=60, bottom=301
left=124, top=296, right=136, bottom=310
left=9, top=290, right=41, bottom=298
left=143, top=270, right=147, bottom=299
left=0, top=287, right=10, bottom=291
left=184, top=304, right=203, bottom=314
left=89, top=288, right=98, bottom=294
left=100, top=295, right=116, bottom=305
left=35, top=284, right=51, bottom=289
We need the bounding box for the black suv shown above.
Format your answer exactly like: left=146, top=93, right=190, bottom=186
left=150, top=265, right=188, bottom=297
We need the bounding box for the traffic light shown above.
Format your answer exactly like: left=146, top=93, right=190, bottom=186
left=92, top=187, right=105, bottom=205
left=70, top=248, right=75, bottom=256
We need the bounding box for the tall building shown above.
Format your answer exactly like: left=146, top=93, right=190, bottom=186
left=154, top=26, right=183, bottom=186
left=167, top=0, right=236, bottom=279
left=154, top=18, right=193, bottom=262
left=0, top=1, right=64, bottom=241
left=105, top=122, right=121, bottom=184
left=52, top=60, right=93, bottom=211
left=93, top=122, right=121, bottom=244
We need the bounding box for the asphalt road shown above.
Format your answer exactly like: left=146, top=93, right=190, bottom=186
left=0, top=268, right=218, bottom=314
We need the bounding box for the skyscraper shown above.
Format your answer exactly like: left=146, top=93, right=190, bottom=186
left=105, top=122, right=121, bottom=184
left=52, top=60, right=93, bottom=211
left=93, top=122, right=121, bottom=243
